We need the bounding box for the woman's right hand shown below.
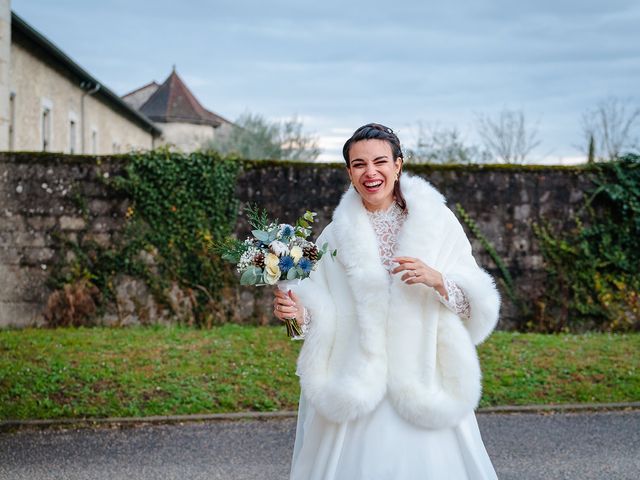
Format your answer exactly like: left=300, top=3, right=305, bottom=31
left=273, top=289, right=304, bottom=326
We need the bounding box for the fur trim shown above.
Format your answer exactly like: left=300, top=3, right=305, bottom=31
left=387, top=306, right=482, bottom=429
left=438, top=208, right=501, bottom=345
left=294, top=227, right=387, bottom=423
left=294, top=173, right=500, bottom=427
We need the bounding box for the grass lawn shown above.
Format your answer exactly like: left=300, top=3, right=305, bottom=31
left=0, top=326, right=638, bottom=420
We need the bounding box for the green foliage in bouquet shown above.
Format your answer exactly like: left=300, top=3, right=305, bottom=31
left=215, top=205, right=335, bottom=286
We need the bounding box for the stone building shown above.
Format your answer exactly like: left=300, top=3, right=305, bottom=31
left=0, top=5, right=160, bottom=154
left=123, top=68, right=235, bottom=152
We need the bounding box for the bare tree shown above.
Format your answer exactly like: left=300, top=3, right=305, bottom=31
left=279, top=116, right=322, bottom=162
left=476, top=109, right=541, bottom=163
left=405, top=123, right=490, bottom=164
left=581, top=97, right=640, bottom=161
left=205, top=112, right=321, bottom=162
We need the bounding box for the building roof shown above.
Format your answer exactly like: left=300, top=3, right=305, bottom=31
left=11, top=12, right=161, bottom=136
left=123, top=81, right=160, bottom=99
left=139, top=69, right=225, bottom=127
left=122, top=81, right=160, bottom=111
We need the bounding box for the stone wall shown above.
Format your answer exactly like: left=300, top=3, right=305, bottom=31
left=0, top=153, right=127, bottom=327
left=0, top=153, right=595, bottom=329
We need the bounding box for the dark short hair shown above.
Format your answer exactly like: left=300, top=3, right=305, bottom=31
left=342, top=123, right=404, bottom=165
left=342, top=123, right=406, bottom=211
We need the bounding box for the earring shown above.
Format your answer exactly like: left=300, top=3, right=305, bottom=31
left=395, top=172, right=399, bottom=182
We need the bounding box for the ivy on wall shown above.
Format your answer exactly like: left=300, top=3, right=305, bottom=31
left=533, top=154, right=640, bottom=332
left=455, top=203, right=520, bottom=308
left=48, top=149, right=240, bottom=326
left=114, top=150, right=240, bottom=291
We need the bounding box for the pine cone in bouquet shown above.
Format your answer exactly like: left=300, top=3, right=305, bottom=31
left=253, top=252, right=266, bottom=269
left=303, top=244, right=319, bottom=261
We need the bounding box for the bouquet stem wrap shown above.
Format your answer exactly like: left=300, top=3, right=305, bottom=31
left=277, top=279, right=303, bottom=338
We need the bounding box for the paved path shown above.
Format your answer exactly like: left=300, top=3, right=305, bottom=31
left=0, top=410, right=638, bottom=479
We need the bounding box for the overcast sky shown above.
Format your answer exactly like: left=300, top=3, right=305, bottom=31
left=12, top=0, right=640, bottom=163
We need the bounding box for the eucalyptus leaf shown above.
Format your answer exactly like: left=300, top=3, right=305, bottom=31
left=240, top=266, right=261, bottom=285
left=252, top=230, right=270, bottom=242
left=286, top=268, right=298, bottom=280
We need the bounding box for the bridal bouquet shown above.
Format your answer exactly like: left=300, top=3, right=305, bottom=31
left=216, top=205, right=335, bottom=336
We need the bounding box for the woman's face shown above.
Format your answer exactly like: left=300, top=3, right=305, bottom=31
left=346, top=139, right=402, bottom=211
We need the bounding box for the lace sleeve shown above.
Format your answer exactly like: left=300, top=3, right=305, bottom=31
left=291, top=307, right=312, bottom=341
left=435, top=275, right=471, bottom=320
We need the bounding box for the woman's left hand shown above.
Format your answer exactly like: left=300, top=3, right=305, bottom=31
left=392, top=256, right=448, bottom=298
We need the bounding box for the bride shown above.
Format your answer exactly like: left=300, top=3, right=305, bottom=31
left=273, top=123, right=500, bottom=480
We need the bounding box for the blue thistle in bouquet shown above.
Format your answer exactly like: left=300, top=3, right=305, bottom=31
left=215, top=204, right=336, bottom=337
left=279, top=255, right=295, bottom=274
left=298, top=257, right=313, bottom=275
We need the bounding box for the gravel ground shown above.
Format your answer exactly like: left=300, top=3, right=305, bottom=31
left=0, top=410, right=638, bottom=479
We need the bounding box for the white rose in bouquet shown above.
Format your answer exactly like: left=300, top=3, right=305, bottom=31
left=264, top=264, right=281, bottom=285
left=290, top=246, right=303, bottom=264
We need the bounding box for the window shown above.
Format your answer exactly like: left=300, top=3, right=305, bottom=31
left=8, top=92, right=15, bottom=151
left=69, top=120, right=77, bottom=154
left=42, top=107, right=51, bottom=151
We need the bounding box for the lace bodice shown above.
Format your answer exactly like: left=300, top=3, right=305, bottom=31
left=293, top=202, right=471, bottom=339
left=366, top=202, right=407, bottom=271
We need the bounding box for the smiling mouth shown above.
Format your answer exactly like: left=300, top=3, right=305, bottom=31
left=363, top=180, right=383, bottom=190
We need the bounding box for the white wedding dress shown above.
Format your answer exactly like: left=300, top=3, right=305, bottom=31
left=290, top=203, right=498, bottom=480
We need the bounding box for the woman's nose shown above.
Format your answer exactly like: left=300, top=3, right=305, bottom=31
left=364, top=163, right=376, bottom=175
